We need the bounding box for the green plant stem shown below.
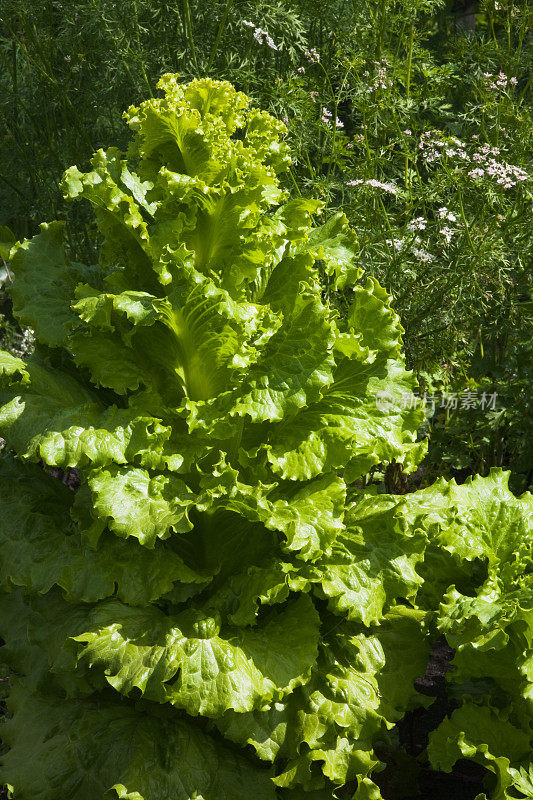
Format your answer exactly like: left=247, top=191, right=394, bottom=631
left=206, top=0, right=235, bottom=74
left=404, top=24, right=414, bottom=190
left=182, top=0, right=198, bottom=72
left=456, top=187, right=477, bottom=255
left=132, top=1, right=155, bottom=95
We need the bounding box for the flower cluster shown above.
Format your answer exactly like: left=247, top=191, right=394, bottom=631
left=362, top=59, right=393, bottom=91
left=418, top=131, right=467, bottom=162
left=411, top=246, right=434, bottom=263
left=418, top=130, right=529, bottom=190
left=242, top=20, right=278, bottom=50
left=470, top=144, right=527, bottom=188
left=321, top=107, right=344, bottom=128
left=304, top=48, right=320, bottom=63
left=437, top=207, right=457, bottom=222
left=439, top=226, right=454, bottom=244
left=483, top=71, right=518, bottom=92
left=385, top=235, right=435, bottom=263
left=386, top=237, right=405, bottom=252
left=407, top=216, right=427, bottom=232
left=347, top=178, right=398, bottom=194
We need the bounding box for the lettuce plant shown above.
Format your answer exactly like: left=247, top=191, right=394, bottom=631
left=0, top=76, right=532, bottom=800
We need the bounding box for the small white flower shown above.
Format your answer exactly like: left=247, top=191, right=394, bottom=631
left=386, top=237, right=405, bottom=251
left=412, top=247, right=434, bottom=263
left=304, top=48, right=320, bottom=63
left=439, top=226, right=454, bottom=244
left=347, top=178, right=397, bottom=194
left=407, top=216, right=427, bottom=232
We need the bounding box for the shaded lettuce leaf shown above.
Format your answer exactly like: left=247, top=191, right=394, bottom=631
left=0, top=456, right=208, bottom=604
left=0, top=683, right=277, bottom=800
left=217, top=608, right=430, bottom=789
left=198, top=455, right=346, bottom=560
left=8, top=221, right=99, bottom=347
left=428, top=703, right=532, bottom=800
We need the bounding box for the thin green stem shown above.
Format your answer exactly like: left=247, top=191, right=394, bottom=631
left=456, top=187, right=478, bottom=255
left=182, top=0, right=198, bottom=72
left=404, top=24, right=414, bottom=190
left=132, top=1, right=155, bottom=95
left=206, top=0, right=235, bottom=74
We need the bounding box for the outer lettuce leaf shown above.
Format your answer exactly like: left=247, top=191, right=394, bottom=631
left=299, top=211, right=360, bottom=290
left=199, top=456, right=346, bottom=560
left=8, top=222, right=98, bottom=347
left=0, top=457, right=208, bottom=605
left=304, top=497, right=427, bottom=624
left=61, top=148, right=158, bottom=292
left=0, top=683, right=277, bottom=800
left=86, top=464, right=196, bottom=547
left=421, top=469, right=533, bottom=568
left=217, top=608, right=430, bottom=789
left=0, top=351, right=204, bottom=470
left=56, top=595, right=319, bottom=716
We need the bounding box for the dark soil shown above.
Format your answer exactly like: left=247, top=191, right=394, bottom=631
left=373, top=636, right=490, bottom=800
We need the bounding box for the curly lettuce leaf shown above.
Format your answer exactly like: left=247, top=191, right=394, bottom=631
left=44, top=594, right=320, bottom=716
left=8, top=221, right=98, bottom=347
left=217, top=608, right=430, bottom=789
left=262, top=278, right=426, bottom=481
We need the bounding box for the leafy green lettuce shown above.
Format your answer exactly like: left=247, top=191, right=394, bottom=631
left=0, top=75, right=531, bottom=799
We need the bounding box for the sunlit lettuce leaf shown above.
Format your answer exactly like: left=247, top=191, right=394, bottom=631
left=0, top=351, right=204, bottom=470
left=303, top=495, right=427, bottom=624
left=85, top=464, right=196, bottom=547
left=262, top=278, right=426, bottom=481
left=198, top=455, right=346, bottom=560
left=300, top=211, right=360, bottom=290
left=3, top=590, right=319, bottom=718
